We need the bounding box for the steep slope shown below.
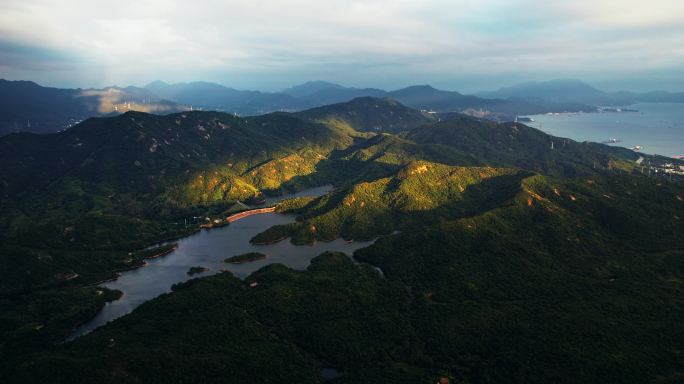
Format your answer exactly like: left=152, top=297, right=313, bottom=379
left=252, top=161, right=529, bottom=244
left=296, top=97, right=436, bottom=133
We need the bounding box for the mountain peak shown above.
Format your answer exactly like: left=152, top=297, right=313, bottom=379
left=401, top=85, right=437, bottom=91
left=295, top=96, right=434, bottom=133
left=282, top=81, right=345, bottom=97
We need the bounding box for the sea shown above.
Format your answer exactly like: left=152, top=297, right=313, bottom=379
left=527, top=102, right=683, bottom=158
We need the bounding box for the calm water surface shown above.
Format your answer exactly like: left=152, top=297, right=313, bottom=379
left=528, top=102, right=683, bottom=157
left=68, top=185, right=375, bottom=340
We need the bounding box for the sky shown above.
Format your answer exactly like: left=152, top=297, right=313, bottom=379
left=0, top=0, right=683, bottom=93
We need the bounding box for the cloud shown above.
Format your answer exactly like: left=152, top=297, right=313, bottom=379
left=0, top=0, right=682, bottom=91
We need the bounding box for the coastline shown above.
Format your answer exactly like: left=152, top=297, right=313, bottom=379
left=526, top=102, right=684, bottom=158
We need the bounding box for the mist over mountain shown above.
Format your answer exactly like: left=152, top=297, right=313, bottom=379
left=4, top=77, right=684, bottom=138
left=0, top=79, right=186, bottom=136
left=144, top=80, right=302, bottom=114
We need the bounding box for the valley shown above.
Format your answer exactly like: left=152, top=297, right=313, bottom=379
left=0, top=96, right=683, bottom=383
left=3, top=0, right=683, bottom=381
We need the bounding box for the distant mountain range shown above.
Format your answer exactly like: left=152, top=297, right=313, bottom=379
left=145, top=80, right=302, bottom=114
left=478, top=78, right=684, bottom=105
left=2, top=92, right=683, bottom=382
left=1, top=78, right=682, bottom=136
left=0, top=79, right=186, bottom=135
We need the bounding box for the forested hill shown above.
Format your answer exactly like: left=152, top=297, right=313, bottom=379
left=1, top=100, right=683, bottom=383
left=405, top=114, right=640, bottom=177
left=295, top=97, right=436, bottom=133
left=0, top=110, right=353, bottom=199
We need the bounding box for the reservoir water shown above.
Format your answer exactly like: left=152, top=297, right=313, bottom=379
left=67, top=185, right=375, bottom=340
left=528, top=102, right=683, bottom=158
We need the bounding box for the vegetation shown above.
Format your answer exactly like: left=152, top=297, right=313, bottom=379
left=250, top=222, right=302, bottom=245
left=253, top=161, right=531, bottom=243
left=1, top=99, right=684, bottom=383
left=274, top=196, right=318, bottom=213
left=225, top=252, right=267, bottom=264
left=187, top=266, right=209, bottom=275
left=0, top=109, right=358, bottom=350
left=405, top=115, right=639, bottom=177
left=296, top=96, right=436, bottom=133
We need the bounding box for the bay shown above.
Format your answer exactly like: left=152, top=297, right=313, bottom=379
left=527, top=102, right=683, bottom=158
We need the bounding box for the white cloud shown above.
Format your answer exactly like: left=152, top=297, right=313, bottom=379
left=0, top=0, right=682, bottom=91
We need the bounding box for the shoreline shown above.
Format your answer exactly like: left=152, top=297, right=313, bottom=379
left=526, top=103, right=683, bottom=158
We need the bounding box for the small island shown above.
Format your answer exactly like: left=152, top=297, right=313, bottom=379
left=187, top=266, right=209, bottom=275
left=225, top=252, right=267, bottom=264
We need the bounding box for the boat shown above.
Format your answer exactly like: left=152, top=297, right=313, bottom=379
left=602, top=138, right=621, bottom=144
left=631, top=145, right=643, bottom=151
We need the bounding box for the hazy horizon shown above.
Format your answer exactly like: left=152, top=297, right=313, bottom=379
left=1, top=0, right=683, bottom=93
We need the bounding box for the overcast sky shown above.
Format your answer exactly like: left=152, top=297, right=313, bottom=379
left=1, top=0, right=682, bottom=92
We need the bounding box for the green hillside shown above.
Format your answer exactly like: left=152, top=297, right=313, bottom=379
left=0, top=110, right=358, bottom=354
left=252, top=161, right=529, bottom=244
left=405, top=115, right=639, bottom=177
left=296, top=97, right=436, bottom=133
left=1, top=100, right=683, bottom=383
left=8, top=171, right=683, bottom=383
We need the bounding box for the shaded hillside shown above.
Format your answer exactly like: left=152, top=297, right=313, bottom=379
left=0, top=111, right=350, bottom=199
left=2, top=100, right=684, bottom=384
left=405, top=114, right=639, bottom=176
left=10, top=171, right=684, bottom=384
left=270, top=133, right=480, bottom=195
left=296, top=97, right=436, bottom=133
left=252, top=161, right=529, bottom=244
left=0, top=110, right=356, bottom=335
left=387, top=85, right=595, bottom=120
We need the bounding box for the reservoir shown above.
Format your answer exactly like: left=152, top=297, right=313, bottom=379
left=67, top=185, right=375, bottom=340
